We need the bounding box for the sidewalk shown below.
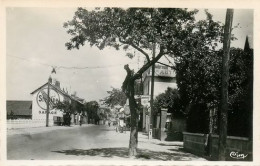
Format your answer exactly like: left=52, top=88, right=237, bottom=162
left=7, top=124, right=93, bottom=136
left=84, top=126, right=207, bottom=161
left=130, top=132, right=206, bottom=161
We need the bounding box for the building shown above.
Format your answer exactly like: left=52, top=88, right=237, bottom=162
left=141, top=61, right=177, bottom=133
left=30, top=77, right=85, bottom=125
left=6, top=100, right=32, bottom=119
left=142, top=63, right=177, bottom=96
left=6, top=76, right=85, bottom=128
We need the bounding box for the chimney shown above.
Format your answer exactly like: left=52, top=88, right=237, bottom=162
left=55, top=81, right=60, bottom=89
left=48, top=76, right=52, bottom=83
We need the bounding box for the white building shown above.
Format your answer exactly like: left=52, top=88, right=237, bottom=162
left=30, top=77, right=84, bottom=126
left=142, top=59, right=177, bottom=132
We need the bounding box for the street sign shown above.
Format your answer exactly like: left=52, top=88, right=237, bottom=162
left=141, top=96, right=150, bottom=107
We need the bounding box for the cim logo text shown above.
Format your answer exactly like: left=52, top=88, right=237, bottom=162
left=230, top=151, right=248, bottom=160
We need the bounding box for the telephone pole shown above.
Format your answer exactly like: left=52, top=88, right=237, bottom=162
left=149, top=42, right=156, bottom=139
left=218, top=8, right=234, bottom=160
left=46, top=76, right=51, bottom=127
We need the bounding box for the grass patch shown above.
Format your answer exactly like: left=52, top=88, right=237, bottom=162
left=135, top=153, right=151, bottom=159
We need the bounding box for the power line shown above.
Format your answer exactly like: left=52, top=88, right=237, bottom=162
left=7, top=54, right=51, bottom=67
left=7, top=54, right=138, bottom=70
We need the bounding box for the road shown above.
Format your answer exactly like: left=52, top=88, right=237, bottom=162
left=7, top=125, right=206, bottom=160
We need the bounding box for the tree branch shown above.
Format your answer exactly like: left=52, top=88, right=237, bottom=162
left=156, top=61, right=176, bottom=70
left=119, top=38, right=150, bottom=63
left=133, top=50, right=166, bottom=80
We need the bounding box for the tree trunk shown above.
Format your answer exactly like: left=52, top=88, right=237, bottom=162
left=128, top=79, right=139, bottom=157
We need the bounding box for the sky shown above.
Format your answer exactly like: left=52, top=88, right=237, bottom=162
left=6, top=8, right=253, bottom=102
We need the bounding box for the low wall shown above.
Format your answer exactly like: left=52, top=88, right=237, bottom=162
left=183, top=132, right=206, bottom=156
left=183, top=132, right=253, bottom=161
left=7, top=119, right=54, bottom=129
left=210, top=134, right=252, bottom=161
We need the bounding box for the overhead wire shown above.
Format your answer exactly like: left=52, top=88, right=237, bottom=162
left=7, top=54, right=139, bottom=70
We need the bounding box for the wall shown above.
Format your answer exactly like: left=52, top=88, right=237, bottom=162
left=171, top=118, right=186, bottom=132
left=7, top=119, right=54, bottom=129
left=183, top=132, right=206, bottom=156
left=183, top=132, right=253, bottom=161
left=143, top=77, right=177, bottom=96
left=164, top=118, right=186, bottom=141
left=210, top=135, right=253, bottom=161
left=154, top=80, right=177, bottom=96
left=32, top=85, right=64, bottom=121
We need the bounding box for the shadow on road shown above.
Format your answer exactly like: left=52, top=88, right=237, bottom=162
left=156, top=143, right=183, bottom=147
left=52, top=147, right=204, bottom=160
left=99, top=128, right=116, bottom=131
left=52, top=148, right=129, bottom=158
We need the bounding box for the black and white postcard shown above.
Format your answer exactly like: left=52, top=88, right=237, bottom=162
left=0, top=0, right=259, bottom=166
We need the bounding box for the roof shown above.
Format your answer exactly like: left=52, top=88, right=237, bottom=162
left=6, top=100, right=32, bottom=116
left=31, top=82, right=69, bottom=97
left=31, top=82, right=83, bottom=105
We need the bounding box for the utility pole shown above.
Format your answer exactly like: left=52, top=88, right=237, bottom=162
left=218, top=8, right=234, bottom=160
left=46, top=76, right=51, bottom=127
left=148, top=42, right=156, bottom=139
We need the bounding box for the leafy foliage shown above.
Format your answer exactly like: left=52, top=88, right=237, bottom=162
left=54, top=100, right=73, bottom=114
left=101, top=87, right=127, bottom=108
left=175, top=47, right=253, bottom=136
left=53, top=100, right=73, bottom=126
left=153, top=87, right=184, bottom=117
left=84, top=100, right=100, bottom=124
left=64, top=8, right=202, bottom=62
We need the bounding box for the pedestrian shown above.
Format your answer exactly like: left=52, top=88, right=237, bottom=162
left=80, top=115, right=83, bottom=126
left=108, top=121, right=111, bottom=127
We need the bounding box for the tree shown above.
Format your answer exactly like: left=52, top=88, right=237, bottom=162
left=54, top=100, right=73, bottom=126
left=84, top=101, right=100, bottom=124
left=64, top=8, right=223, bottom=156
left=153, top=87, right=184, bottom=118
left=100, top=87, right=127, bottom=108
left=175, top=46, right=253, bottom=136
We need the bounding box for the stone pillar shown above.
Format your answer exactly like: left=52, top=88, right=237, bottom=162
left=142, top=109, right=146, bottom=132
left=160, top=108, right=167, bottom=141
left=156, top=113, right=160, bottom=128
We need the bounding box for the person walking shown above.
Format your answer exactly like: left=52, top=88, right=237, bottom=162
left=79, top=114, right=82, bottom=126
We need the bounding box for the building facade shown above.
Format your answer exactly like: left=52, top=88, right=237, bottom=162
left=29, top=77, right=85, bottom=126
left=6, top=100, right=32, bottom=119
left=142, top=62, right=177, bottom=132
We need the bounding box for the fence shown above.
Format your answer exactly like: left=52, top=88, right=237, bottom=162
left=7, top=119, right=54, bottom=129
left=183, top=132, right=252, bottom=161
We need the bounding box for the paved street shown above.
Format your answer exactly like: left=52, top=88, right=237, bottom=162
left=7, top=124, right=206, bottom=160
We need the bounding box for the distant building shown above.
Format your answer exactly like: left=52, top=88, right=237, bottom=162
left=7, top=76, right=85, bottom=127
left=30, top=77, right=85, bottom=125
left=6, top=100, right=32, bottom=119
